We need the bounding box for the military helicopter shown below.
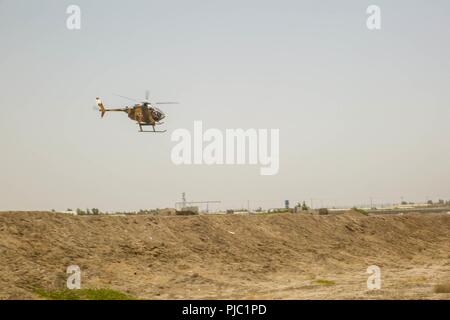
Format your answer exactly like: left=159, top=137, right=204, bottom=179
left=95, top=91, right=178, bottom=133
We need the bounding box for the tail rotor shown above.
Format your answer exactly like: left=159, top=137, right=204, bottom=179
left=96, top=97, right=106, bottom=118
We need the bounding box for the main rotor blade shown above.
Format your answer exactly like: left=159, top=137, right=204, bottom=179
left=113, top=93, right=140, bottom=103
left=145, top=90, right=150, bottom=101
left=155, top=102, right=179, bottom=105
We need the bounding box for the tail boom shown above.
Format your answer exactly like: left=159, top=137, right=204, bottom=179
left=96, top=97, right=127, bottom=117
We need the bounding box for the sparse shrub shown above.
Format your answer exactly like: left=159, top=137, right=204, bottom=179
left=301, top=201, right=309, bottom=211
left=351, top=207, right=368, bottom=216
left=176, top=210, right=197, bottom=216
left=318, top=208, right=329, bottom=215
left=91, top=208, right=100, bottom=215
left=314, top=279, right=336, bottom=286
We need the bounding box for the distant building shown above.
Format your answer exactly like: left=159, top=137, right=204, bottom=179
left=59, top=210, right=77, bottom=216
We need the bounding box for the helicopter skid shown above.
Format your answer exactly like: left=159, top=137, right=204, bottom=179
left=139, top=129, right=167, bottom=133
left=138, top=124, right=166, bottom=133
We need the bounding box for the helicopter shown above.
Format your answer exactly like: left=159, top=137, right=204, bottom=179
left=95, top=91, right=178, bottom=133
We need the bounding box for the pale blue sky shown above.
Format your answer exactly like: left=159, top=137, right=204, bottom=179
left=0, top=0, right=449, bottom=211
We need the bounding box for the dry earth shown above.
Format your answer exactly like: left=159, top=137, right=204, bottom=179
left=0, top=211, right=449, bottom=299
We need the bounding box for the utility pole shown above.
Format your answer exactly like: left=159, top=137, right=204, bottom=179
left=175, top=193, right=221, bottom=213
left=182, top=192, right=186, bottom=209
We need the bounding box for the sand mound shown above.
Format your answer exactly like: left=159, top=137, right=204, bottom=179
left=339, top=209, right=368, bottom=217
left=0, top=212, right=449, bottom=299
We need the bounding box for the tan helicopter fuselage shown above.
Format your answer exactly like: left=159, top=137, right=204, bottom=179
left=126, top=105, right=155, bottom=125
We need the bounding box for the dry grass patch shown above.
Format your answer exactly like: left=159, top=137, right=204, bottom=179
left=434, top=283, right=450, bottom=293
left=314, top=279, right=336, bottom=286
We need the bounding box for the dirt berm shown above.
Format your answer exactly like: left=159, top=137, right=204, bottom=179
left=0, top=211, right=449, bottom=299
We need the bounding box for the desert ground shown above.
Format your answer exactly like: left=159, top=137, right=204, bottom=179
left=0, top=211, right=449, bottom=299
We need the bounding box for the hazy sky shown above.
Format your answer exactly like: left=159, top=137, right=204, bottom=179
left=1, top=0, right=449, bottom=211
